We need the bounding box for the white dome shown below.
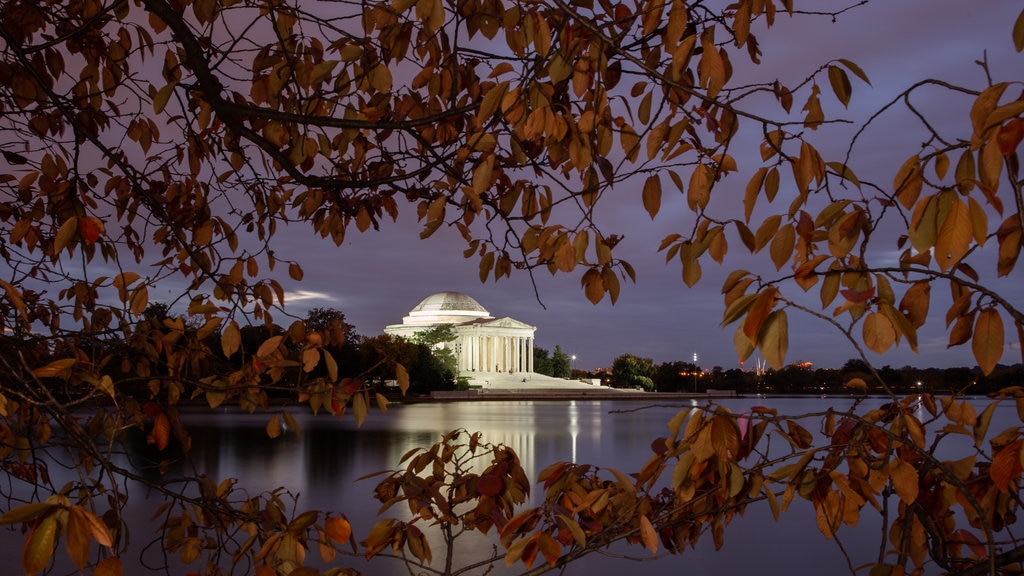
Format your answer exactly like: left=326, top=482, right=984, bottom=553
left=402, top=291, right=492, bottom=325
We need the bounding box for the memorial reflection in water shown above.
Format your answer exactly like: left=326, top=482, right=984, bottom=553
left=4, top=397, right=1011, bottom=575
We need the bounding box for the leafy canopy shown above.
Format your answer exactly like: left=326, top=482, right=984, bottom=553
left=0, top=0, right=1023, bottom=575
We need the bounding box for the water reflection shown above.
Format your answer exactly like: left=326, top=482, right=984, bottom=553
left=4, top=397, right=1017, bottom=575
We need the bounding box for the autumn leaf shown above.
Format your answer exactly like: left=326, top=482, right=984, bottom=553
left=151, top=412, right=171, bottom=450
left=639, top=514, right=658, bottom=554
left=325, top=516, right=352, bottom=545
left=22, top=515, right=57, bottom=576
left=990, top=439, right=1023, bottom=492
left=890, top=459, right=919, bottom=504
left=972, top=308, right=1004, bottom=375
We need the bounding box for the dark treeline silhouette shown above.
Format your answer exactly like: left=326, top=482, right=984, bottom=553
left=580, top=354, right=1024, bottom=396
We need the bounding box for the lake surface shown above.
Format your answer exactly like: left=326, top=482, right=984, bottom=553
left=4, top=396, right=1020, bottom=575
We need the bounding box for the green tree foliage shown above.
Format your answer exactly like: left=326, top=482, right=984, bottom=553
left=611, top=353, right=656, bottom=390
left=533, top=346, right=554, bottom=376
left=551, top=345, right=572, bottom=378
left=409, top=324, right=459, bottom=381
left=0, top=0, right=1023, bottom=574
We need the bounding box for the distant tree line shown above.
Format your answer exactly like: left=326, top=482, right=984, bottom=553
left=575, top=353, right=1024, bottom=396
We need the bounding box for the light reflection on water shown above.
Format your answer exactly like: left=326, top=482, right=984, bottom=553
left=3, top=396, right=1019, bottom=575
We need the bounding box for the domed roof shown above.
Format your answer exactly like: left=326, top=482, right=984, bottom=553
left=410, top=291, right=489, bottom=315
left=401, top=291, right=491, bottom=325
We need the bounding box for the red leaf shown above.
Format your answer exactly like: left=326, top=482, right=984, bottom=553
left=79, top=217, right=102, bottom=244
left=840, top=287, right=875, bottom=303
left=478, top=473, right=504, bottom=497
left=997, top=118, right=1024, bottom=156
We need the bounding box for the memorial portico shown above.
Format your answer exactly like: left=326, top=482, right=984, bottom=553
left=384, top=292, right=536, bottom=375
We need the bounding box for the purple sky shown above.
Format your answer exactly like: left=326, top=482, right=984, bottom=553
left=271, top=1, right=1023, bottom=372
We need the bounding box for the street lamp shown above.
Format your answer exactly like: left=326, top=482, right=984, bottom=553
left=571, top=354, right=576, bottom=373
left=692, top=352, right=699, bottom=393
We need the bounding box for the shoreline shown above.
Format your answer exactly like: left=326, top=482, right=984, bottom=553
left=413, top=388, right=739, bottom=402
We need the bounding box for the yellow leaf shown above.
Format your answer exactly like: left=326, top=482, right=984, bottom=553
left=266, top=415, right=282, bottom=439
left=935, top=197, right=972, bottom=272
left=369, top=63, right=392, bottom=93
left=23, top=515, right=58, bottom=576
left=282, top=411, right=300, bottom=438
left=639, top=514, right=658, bottom=554
left=395, top=363, right=409, bottom=395
left=890, top=459, right=919, bottom=504
left=353, top=391, right=368, bottom=426
left=758, top=309, right=789, bottom=370
left=256, top=335, right=284, bottom=358
left=0, top=278, right=28, bottom=320
left=302, top=347, right=320, bottom=373
left=53, top=216, right=78, bottom=255
left=221, top=321, right=241, bottom=357
left=972, top=308, right=1004, bottom=375
left=129, top=285, right=149, bottom=315
left=769, top=224, right=794, bottom=271
left=32, top=358, right=77, bottom=378
left=153, top=81, right=177, bottom=114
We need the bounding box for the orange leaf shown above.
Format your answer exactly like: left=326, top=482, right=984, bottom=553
left=990, top=439, right=1023, bottom=492
left=742, top=287, right=777, bottom=344
left=538, top=532, right=561, bottom=566
left=93, top=557, right=123, bottom=576
left=325, top=516, right=352, bottom=545
left=972, top=308, right=1004, bottom=375
left=79, top=217, right=102, bottom=244
left=151, top=412, right=170, bottom=451
left=639, top=514, right=658, bottom=554
left=890, top=459, right=919, bottom=504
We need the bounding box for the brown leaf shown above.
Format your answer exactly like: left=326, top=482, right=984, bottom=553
left=642, top=174, right=661, bottom=219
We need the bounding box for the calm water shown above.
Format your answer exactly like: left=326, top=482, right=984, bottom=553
left=4, top=396, right=1020, bottom=575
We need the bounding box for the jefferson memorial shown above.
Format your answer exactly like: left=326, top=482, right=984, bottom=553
left=385, top=291, right=536, bottom=375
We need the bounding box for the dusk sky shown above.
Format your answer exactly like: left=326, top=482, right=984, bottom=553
left=267, top=1, right=1023, bottom=372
